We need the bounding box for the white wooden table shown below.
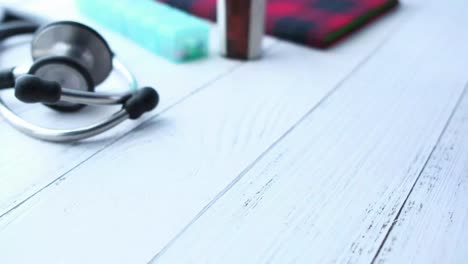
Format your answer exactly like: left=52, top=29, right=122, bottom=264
left=0, top=0, right=467, bottom=263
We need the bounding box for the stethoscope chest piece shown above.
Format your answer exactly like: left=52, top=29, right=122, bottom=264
left=31, top=21, right=113, bottom=85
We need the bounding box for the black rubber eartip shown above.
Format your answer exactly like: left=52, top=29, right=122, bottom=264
left=124, top=87, right=159, bottom=120
left=15, top=75, right=62, bottom=104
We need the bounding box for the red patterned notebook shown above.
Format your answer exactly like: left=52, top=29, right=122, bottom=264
left=156, top=0, right=398, bottom=48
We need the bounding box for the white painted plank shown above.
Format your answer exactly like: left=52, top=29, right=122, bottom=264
left=0, top=0, right=251, bottom=215
left=374, top=91, right=468, bottom=263
left=147, top=1, right=468, bottom=263
left=0, top=3, right=409, bottom=264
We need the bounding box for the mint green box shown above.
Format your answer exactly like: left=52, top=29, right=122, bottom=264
left=76, top=0, right=210, bottom=62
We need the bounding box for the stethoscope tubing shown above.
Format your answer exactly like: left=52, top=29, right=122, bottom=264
left=0, top=100, right=129, bottom=142
left=0, top=57, right=139, bottom=142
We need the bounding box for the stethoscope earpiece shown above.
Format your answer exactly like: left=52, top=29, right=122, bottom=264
left=0, top=19, right=159, bottom=142
left=15, top=74, right=61, bottom=104
left=124, top=87, right=159, bottom=120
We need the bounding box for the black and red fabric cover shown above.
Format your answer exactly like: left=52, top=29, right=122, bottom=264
left=156, top=0, right=398, bottom=48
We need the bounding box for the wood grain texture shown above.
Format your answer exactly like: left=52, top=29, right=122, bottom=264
left=374, top=89, right=468, bottom=264
left=0, top=2, right=408, bottom=264
left=149, top=1, right=468, bottom=263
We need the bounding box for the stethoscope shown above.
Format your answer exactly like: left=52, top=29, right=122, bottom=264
left=0, top=11, right=159, bottom=142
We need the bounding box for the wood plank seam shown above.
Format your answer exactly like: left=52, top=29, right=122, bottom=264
left=148, top=19, right=412, bottom=263
left=370, top=82, right=468, bottom=263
